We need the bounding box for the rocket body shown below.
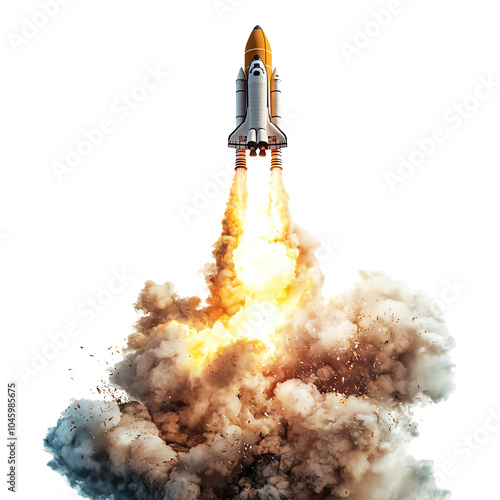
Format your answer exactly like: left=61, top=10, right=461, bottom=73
left=228, top=26, right=287, bottom=165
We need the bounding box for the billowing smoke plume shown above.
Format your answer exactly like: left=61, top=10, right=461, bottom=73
left=46, top=170, right=455, bottom=499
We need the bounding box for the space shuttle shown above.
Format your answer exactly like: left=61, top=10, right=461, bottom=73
left=228, top=26, right=287, bottom=170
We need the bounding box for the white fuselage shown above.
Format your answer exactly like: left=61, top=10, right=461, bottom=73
left=246, top=59, right=268, bottom=147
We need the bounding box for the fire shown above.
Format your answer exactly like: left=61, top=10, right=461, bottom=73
left=186, top=299, right=284, bottom=367
left=234, top=170, right=298, bottom=303
left=184, top=168, right=303, bottom=368
left=46, top=164, right=455, bottom=500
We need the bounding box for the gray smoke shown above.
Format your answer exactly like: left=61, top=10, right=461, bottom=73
left=46, top=173, right=454, bottom=499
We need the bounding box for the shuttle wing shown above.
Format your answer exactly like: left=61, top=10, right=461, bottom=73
left=228, top=116, right=287, bottom=150
left=266, top=118, right=287, bottom=150
left=228, top=115, right=250, bottom=149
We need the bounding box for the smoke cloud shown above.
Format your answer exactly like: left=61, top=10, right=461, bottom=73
left=46, top=170, right=454, bottom=499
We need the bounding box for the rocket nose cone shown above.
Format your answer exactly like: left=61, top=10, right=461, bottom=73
left=244, top=26, right=271, bottom=80
left=252, top=54, right=262, bottom=61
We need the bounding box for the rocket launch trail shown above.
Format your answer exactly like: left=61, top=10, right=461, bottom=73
left=45, top=27, right=455, bottom=500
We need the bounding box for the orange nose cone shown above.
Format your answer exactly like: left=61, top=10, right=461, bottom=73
left=245, top=25, right=272, bottom=83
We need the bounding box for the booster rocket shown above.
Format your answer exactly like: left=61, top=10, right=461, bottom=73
left=228, top=26, right=287, bottom=170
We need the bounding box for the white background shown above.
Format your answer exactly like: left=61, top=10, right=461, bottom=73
left=1, top=0, right=499, bottom=498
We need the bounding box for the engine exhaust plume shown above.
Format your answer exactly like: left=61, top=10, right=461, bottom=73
left=46, top=169, right=454, bottom=500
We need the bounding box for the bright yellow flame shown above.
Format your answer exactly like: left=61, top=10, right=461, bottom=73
left=234, top=231, right=297, bottom=303
left=185, top=298, right=285, bottom=368
left=234, top=168, right=298, bottom=299
left=185, top=168, right=306, bottom=369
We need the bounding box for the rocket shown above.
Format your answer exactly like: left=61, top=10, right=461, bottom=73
left=228, top=26, right=287, bottom=170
